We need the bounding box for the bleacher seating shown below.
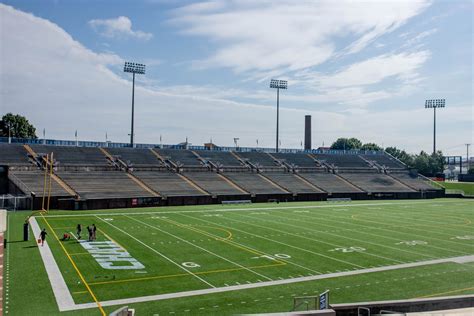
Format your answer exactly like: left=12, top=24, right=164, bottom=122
left=390, top=172, right=436, bottom=190
left=9, top=171, right=72, bottom=197
left=184, top=172, right=247, bottom=195
left=0, top=143, right=436, bottom=207
left=134, top=171, right=207, bottom=196
left=272, top=153, right=320, bottom=168
left=300, top=173, right=363, bottom=193
left=236, top=152, right=278, bottom=167
left=313, top=154, right=371, bottom=169
left=0, top=144, right=30, bottom=165
left=58, top=171, right=154, bottom=199
left=196, top=150, right=244, bottom=168
left=224, top=172, right=287, bottom=194
left=263, top=173, right=323, bottom=193
left=361, top=154, right=405, bottom=169
left=338, top=173, right=415, bottom=192
left=31, top=145, right=108, bottom=166
left=107, top=148, right=163, bottom=167
left=155, top=149, right=203, bottom=167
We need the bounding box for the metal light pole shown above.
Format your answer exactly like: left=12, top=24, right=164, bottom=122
left=124, top=62, right=146, bottom=148
left=425, top=99, right=445, bottom=154
left=270, top=79, right=288, bottom=153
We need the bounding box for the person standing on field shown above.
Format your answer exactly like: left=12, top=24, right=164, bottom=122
left=39, top=228, right=47, bottom=246
left=92, top=224, right=97, bottom=241
left=76, top=224, right=82, bottom=239
left=87, top=226, right=92, bottom=241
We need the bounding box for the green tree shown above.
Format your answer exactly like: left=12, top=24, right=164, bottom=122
left=0, top=113, right=37, bottom=138
left=361, top=143, right=382, bottom=151
left=468, top=167, right=474, bottom=175
left=330, top=138, right=362, bottom=150
left=385, top=146, right=414, bottom=166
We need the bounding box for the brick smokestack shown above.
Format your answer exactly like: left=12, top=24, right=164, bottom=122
left=304, top=115, right=311, bottom=150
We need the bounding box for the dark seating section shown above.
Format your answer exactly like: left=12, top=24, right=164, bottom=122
left=107, top=148, right=163, bottom=167
left=339, top=173, right=415, bottom=192
left=58, top=171, right=154, bottom=199
left=31, top=145, right=108, bottom=166
left=236, top=152, right=278, bottom=167
left=156, top=149, right=202, bottom=167
left=300, top=173, right=363, bottom=193
left=272, top=153, right=319, bottom=167
left=390, top=172, right=436, bottom=190
left=264, top=173, right=323, bottom=193
left=224, top=172, right=287, bottom=194
left=134, top=171, right=207, bottom=197
left=314, top=154, right=370, bottom=168
left=0, top=144, right=30, bottom=165
left=184, top=172, right=246, bottom=195
left=9, top=171, right=71, bottom=197
left=196, top=150, right=244, bottom=167
left=362, top=154, right=405, bottom=169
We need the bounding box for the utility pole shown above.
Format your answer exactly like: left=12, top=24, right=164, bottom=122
left=466, top=143, right=471, bottom=172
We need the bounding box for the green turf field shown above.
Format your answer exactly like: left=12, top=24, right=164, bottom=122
left=440, top=182, right=474, bottom=195
left=4, top=198, right=474, bottom=315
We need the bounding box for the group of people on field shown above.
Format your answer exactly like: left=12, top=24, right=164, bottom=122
left=38, top=223, right=98, bottom=246
left=76, top=224, right=97, bottom=241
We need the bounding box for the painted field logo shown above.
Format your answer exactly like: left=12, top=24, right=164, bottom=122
left=80, top=241, right=145, bottom=270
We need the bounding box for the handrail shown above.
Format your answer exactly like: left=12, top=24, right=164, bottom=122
left=417, top=174, right=445, bottom=189
left=8, top=172, right=32, bottom=194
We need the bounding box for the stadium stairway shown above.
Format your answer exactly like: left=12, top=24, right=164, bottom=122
left=16, top=145, right=80, bottom=198
left=333, top=173, right=367, bottom=192
left=176, top=173, right=211, bottom=195
left=126, top=173, right=161, bottom=197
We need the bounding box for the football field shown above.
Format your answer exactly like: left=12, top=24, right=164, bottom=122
left=4, top=198, right=474, bottom=315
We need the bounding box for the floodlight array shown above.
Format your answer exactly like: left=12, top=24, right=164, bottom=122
left=270, top=79, right=288, bottom=89
left=425, top=99, right=445, bottom=108
left=124, top=62, right=146, bottom=74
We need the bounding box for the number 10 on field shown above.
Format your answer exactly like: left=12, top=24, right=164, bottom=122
left=252, top=254, right=291, bottom=260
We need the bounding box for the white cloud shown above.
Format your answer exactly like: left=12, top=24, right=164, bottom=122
left=304, top=51, right=430, bottom=88
left=170, top=0, right=431, bottom=75
left=0, top=3, right=471, bottom=156
left=88, top=16, right=153, bottom=40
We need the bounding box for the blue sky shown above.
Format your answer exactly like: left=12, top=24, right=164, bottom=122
left=0, top=0, right=472, bottom=155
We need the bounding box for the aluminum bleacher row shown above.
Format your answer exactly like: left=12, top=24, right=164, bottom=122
left=0, top=143, right=443, bottom=209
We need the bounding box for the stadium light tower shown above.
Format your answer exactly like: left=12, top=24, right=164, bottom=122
left=124, top=62, right=146, bottom=147
left=425, top=99, right=445, bottom=154
left=270, top=79, right=288, bottom=152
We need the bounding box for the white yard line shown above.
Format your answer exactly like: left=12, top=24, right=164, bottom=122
left=312, top=211, right=472, bottom=255
left=174, top=213, right=322, bottom=275
left=95, top=216, right=216, bottom=289
left=234, top=212, right=408, bottom=263
left=266, top=210, right=438, bottom=259
left=182, top=213, right=366, bottom=269
left=283, top=209, right=471, bottom=256
left=126, top=215, right=273, bottom=281
left=69, top=255, right=474, bottom=311
left=40, top=200, right=474, bottom=218
left=29, top=217, right=76, bottom=312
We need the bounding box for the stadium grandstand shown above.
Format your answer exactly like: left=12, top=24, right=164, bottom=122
left=0, top=139, right=444, bottom=210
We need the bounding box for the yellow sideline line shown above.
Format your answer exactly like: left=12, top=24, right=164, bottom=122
left=89, top=262, right=284, bottom=286
left=415, top=286, right=474, bottom=298
left=40, top=215, right=106, bottom=316
left=194, top=225, right=233, bottom=240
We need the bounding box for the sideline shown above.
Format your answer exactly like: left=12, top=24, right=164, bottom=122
left=40, top=199, right=474, bottom=218
left=29, top=217, right=76, bottom=311
left=70, top=254, right=474, bottom=311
